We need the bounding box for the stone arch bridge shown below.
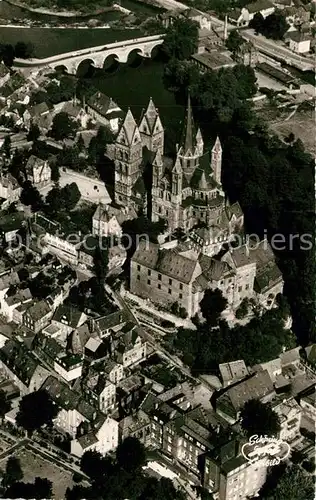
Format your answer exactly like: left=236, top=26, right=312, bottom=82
left=19, top=34, right=165, bottom=74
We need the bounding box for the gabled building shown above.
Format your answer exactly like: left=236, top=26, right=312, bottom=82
left=82, top=367, right=116, bottom=413
left=0, top=173, right=22, bottom=204
left=111, top=323, right=147, bottom=368
left=203, top=439, right=268, bottom=499
left=215, top=370, right=275, bottom=423
left=71, top=414, right=119, bottom=458
left=86, top=91, right=123, bottom=132
left=42, top=375, right=97, bottom=438
left=0, top=339, right=49, bottom=395
left=92, top=204, right=123, bottom=238
left=52, top=304, right=87, bottom=336
left=25, top=155, right=51, bottom=187
left=229, top=0, right=274, bottom=26
left=23, top=299, right=53, bottom=333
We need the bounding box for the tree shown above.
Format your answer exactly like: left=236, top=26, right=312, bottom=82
left=200, top=289, right=228, bottom=326
left=261, top=465, right=314, bottom=499
left=262, top=11, right=289, bottom=40
left=162, top=18, right=199, bottom=60
left=20, top=181, right=43, bottom=211
left=14, top=42, right=34, bottom=59
left=27, top=122, right=40, bottom=142
left=235, top=298, right=249, bottom=319
left=249, top=12, right=265, bottom=33
left=3, top=457, right=23, bottom=487
left=93, top=241, right=109, bottom=282
left=0, top=389, right=10, bottom=422
left=80, top=450, right=113, bottom=483
left=50, top=161, right=60, bottom=183
left=62, top=182, right=81, bottom=210
left=240, top=399, right=281, bottom=438
left=0, top=44, right=15, bottom=67
left=16, top=390, right=59, bottom=436
left=1, top=135, right=11, bottom=159
left=226, top=30, right=244, bottom=55
left=50, top=112, right=78, bottom=141
left=116, top=436, right=146, bottom=473
left=5, top=477, right=53, bottom=499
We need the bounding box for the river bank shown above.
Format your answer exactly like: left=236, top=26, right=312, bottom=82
left=5, top=0, right=114, bottom=17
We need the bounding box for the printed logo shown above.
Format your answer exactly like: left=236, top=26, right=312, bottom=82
left=241, top=435, right=291, bottom=467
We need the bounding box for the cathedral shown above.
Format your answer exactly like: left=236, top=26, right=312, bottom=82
left=113, top=95, right=243, bottom=239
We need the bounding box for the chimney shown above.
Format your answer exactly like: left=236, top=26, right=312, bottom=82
left=224, top=15, right=228, bottom=41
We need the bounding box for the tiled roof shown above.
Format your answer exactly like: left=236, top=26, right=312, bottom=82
left=25, top=300, right=51, bottom=321
left=157, top=249, right=198, bottom=284
left=87, top=91, right=120, bottom=117
left=219, top=370, right=274, bottom=412
left=0, top=339, right=39, bottom=386
left=246, top=0, right=273, bottom=13
left=29, top=102, right=49, bottom=117
left=53, top=305, right=83, bottom=329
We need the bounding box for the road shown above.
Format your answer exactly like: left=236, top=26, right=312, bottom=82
left=242, top=30, right=314, bottom=71
left=106, top=285, right=196, bottom=380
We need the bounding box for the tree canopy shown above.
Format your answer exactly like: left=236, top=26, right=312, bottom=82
left=16, top=390, right=59, bottom=435
left=50, top=112, right=78, bottom=141
left=250, top=11, right=288, bottom=39
left=240, top=399, right=281, bottom=438
left=260, top=465, right=314, bottom=500
left=162, top=18, right=199, bottom=61
left=66, top=441, right=186, bottom=500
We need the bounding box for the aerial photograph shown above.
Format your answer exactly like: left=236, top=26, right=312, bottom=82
left=0, top=0, right=314, bottom=497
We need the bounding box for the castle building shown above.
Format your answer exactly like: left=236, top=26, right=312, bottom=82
left=113, top=95, right=238, bottom=238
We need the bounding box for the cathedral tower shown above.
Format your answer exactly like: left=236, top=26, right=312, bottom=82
left=152, top=149, right=163, bottom=188
left=139, top=98, right=164, bottom=157
left=177, top=94, right=200, bottom=180
left=114, top=109, right=143, bottom=206
left=171, top=157, right=183, bottom=203
left=211, top=136, right=222, bottom=185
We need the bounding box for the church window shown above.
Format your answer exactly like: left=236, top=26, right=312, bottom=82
left=179, top=283, right=183, bottom=290
left=158, top=274, right=162, bottom=280
left=158, top=206, right=162, bottom=213
left=167, top=193, right=171, bottom=201
left=137, top=265, right=140, bottom=271
left=179, top=293, right=183, bottom=300
left=245, top=284, right=249, bottom=290
left=137, top=275, right=140, bottom=280
left=158, top=283, right=161, bottom=289
left=238, top=286, right=242, bottom=292
left=148, top=270, right=151, bottom=276
left=166, top=210, right=169, bottom=216
left=147, top=279, right=151, bottom=285
left=201, top=192, right=204, bottom=199
left=168, top=289, right=172, bottom=294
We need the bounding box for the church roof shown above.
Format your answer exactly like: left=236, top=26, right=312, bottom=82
left=180, top=93, right=196, bottom=155
left=120, top=108, right=139, bottom=146
left=140, top=98, right=159, bottom=134
left=190, top=153, right=216, bottom=191
left=132, top=176, right=146, bottom=195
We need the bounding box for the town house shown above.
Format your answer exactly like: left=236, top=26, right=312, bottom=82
left=25, top=155, right=51, bottom=187
left=111, top=323, right=147, bottom=368
left=203, top=439, right=268, bottom=500
left=229, top=0, right=274, bottom=26
left=0, top=173, right=22, bottom=205
left=273, top=398, right=302, bottom=443
left=1, top=288, right=32, bottom=323
left=215, top=370, right=275, bottom=423
left=86, top=91, right=124, bottom=133
left=52, top=304, right=87, bottom=337
left=42, top=376, right=97, bottom=438
left=23, top=299, right=53, bottom=333
left=92, top=204, right=123, bottom=238
left=71, top=414, right=119, bottom=458
left=82, top=367, right=117, bottom=413
left=0, top=339, right=50, bottom=395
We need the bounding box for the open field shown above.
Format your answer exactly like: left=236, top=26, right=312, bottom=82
left=0, top=447, right=75, bottom=498
left=256, top=99, right=315, bottom=156
left=39, top=168, right=111, bottom=204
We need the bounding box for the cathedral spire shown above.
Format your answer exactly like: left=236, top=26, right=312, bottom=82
left=119, top=108, right=139, bottom=146
left=181, top=92, right=196, bottom=155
